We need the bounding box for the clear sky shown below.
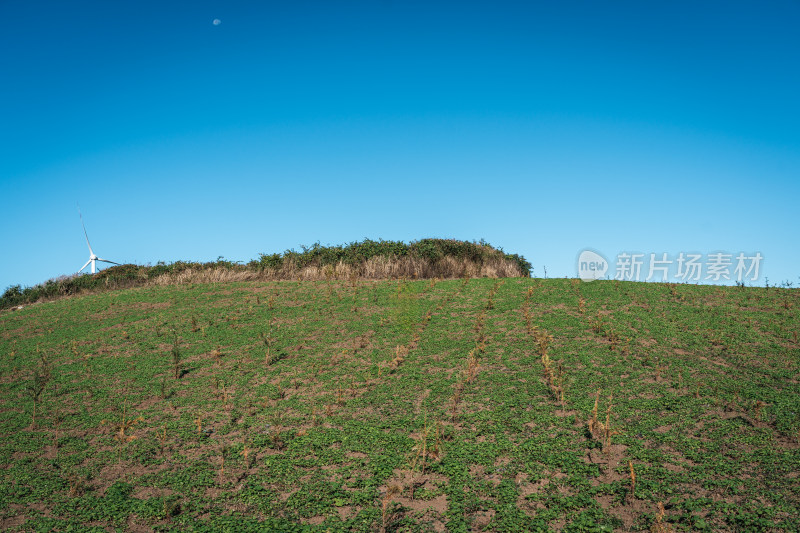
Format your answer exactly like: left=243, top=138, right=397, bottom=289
left=2, top=1, right=799, bottom=290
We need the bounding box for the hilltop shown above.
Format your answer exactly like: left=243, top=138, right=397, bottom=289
left=0, top=277, right=798, bottom=531
left=1, top=238, right=530, bottom=311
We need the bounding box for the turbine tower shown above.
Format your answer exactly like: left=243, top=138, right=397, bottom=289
left=78, top=209, right=120, bottom=274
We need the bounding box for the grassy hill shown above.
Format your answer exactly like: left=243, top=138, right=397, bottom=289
left=0, top=277, right=798, bottom=531
left=0, top=239, right=530, bottom=310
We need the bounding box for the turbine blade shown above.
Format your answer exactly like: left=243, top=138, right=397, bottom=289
left=78, top=260, right=92, bottom=273
left=78, top=207, right=95, bottom=255
left=97, top=259, right=121, bottom=265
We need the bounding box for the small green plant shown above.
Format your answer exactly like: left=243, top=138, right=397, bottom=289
left=752, top=400, right=767, bottom=420
left=112, top=404, right=142, bottom=444
left=606, top=328, right=621, bottom=351
left=27, top=349, right=52, bottom=428
left=263, top=336, right=276, bottom=364
left=541, top=348, right=565, bottom=404
left=534, top=329, right=553, bottom=357
left=241, top=444, right=253, bottom=468
left=590, top=313, right=605, bottom=335
left=464, top=349, right=480, bottom=384
left=388, top=345, right=408, bottom=371
left=159, top=373, right=171, bottom=399
left=171, top=333, right=181, bottom=379
left=219, top=442, right=230, bottom=481
left=212, top=345, right=222, bottom=365
left=156, top=424, right=168, bottom=452
left=260, top=318, right=279, bottom=364
left=66, top=472, right=90, bottom=497
left=216, top=381, right=231, bottom=404
left=162, top=498, right=182, bottom=519
left=336, top=387, right=345, bottom=406
left=105, top=402, right=143, bottom=462
left=410, top=421, right=442, bottom=476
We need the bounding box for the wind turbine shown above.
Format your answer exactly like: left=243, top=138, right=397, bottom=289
left=78, top=209, right=120, bottom=274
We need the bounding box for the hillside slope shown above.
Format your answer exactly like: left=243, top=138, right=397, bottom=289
left=1, top=279, right=799, bottom=531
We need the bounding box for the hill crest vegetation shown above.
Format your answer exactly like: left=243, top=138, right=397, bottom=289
left=1, top=239, right=531, bottom=310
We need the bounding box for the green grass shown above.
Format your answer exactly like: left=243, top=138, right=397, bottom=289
left=0, top=278, right=798, bottom=531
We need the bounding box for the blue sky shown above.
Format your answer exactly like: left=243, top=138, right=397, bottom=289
left=2, top=1, right=799, bottom=289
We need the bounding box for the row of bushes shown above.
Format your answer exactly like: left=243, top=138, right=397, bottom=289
left=250, top=238, right=531, bottom=274
left=1, top=239, right=531, bottom=310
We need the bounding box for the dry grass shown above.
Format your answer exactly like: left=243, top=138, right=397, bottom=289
left=650, top=502, right=675, bottom=533
left=149, top=256, right=525, bottom=286
left=588, top=390, right=617, bottom=451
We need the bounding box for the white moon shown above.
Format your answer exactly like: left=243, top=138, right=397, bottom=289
left=212, top=19, right=221, bottom=26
